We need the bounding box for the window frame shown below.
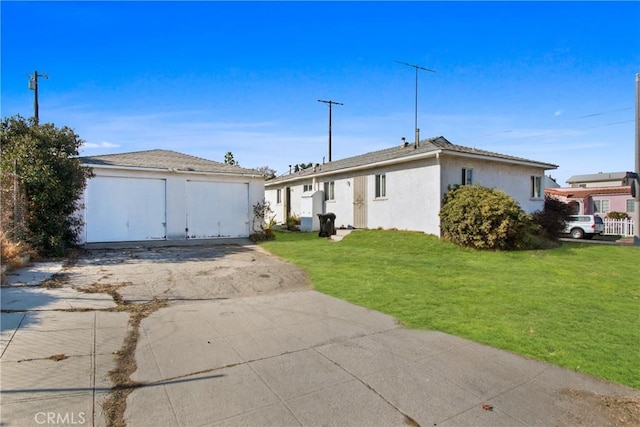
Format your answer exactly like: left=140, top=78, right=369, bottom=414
left=461, top=168, right=473, bottom=185
left=276, top=189, right=282, bottom=204
left=375, top=174, right=387, bottom=198
left=594, top=199, right=610, bottom=214
left=626, top=199, right=636, bottom=213
left=324, top=181, right=335, bottom=201
left=530, top=176, right=542, bottom=199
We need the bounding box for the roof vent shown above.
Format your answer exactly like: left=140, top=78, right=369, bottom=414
left=402, top=137, right=408, bottom=147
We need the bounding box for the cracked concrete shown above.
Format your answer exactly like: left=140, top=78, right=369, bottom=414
left=2, top=242, right=639, bottom=426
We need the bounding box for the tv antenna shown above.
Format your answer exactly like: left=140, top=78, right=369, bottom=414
left=27, top=70, right=48, bottom=124
left=396, top=60, right=435, bottom=148
left=318, top=99, right=343, bottom=162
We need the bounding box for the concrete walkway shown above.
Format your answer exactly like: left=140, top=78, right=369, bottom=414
left=1, top=260, right=638, bottom=426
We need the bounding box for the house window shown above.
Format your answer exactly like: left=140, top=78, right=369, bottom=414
left=303, top=184, right=313, bottom=192
left=530, top=176, right=542, bottom=198
left=276, top=189, right=282, bottom=204
left=462, top=168, right=473, bottom=185
left=324, top=181, right=335, bottom=200
left=375, top=174, right=386, bottom=198
left=594, top=199, right=610, bottom=214
left=627, top=199, right=636, bottom=213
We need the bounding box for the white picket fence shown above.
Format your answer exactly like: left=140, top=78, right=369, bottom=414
left=602, top=218, right=635, bottom=237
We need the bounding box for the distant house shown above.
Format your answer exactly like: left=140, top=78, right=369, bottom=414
left=546, top=171, right=636, bottom=216
left=79, top=150, right=264, bottom=243
left=566, top=171, right=631, bottom=188
left=265, top=136, right=558, bottom=236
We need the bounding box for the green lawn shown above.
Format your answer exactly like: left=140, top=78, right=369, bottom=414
left=261, top=229, right=640, bottom=389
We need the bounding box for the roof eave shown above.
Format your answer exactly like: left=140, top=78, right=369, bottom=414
left=82, top=163, right=262, bottom=178
left=440, top=150, right=558, bottom=170
left=265, top=150, right=442, bottom=187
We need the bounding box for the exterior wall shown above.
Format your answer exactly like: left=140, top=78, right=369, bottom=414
left=362, top=159, right=441, bottom=235
left=439, top=155, right=547, bottom=214
left=266, top=159, right=443, bottom=236
left=80, top=167, right=264, bottom=242
left=570, top=180, right=621, bottom=188
left=590, top=194, right=634, bottom=216
left=265, top=181, right=311, bottom=224
left=265, top=155, right=552, bottom=237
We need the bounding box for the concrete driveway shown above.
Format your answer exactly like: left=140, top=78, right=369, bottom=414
left=1, top=241, right=638, bottom=426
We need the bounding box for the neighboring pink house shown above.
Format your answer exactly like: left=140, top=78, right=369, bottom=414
left=545, top=186, right=633, bottom=216
left=545, top=171, right=636, bottom=217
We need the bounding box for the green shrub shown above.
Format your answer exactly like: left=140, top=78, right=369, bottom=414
left=1, top=115, right=93, bottom=257
left=607, top=211, right=629, bottom=220
left=530, top=195, right=574, bottom=240
left=439, top=184, right=530, bottom=250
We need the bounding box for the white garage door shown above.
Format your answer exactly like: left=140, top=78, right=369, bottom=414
left=85, top=176, right=166, bottom=242
left=186, top=181, right=249, bottom=239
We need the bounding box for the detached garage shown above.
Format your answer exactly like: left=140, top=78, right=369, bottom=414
left=79, top=150, right=264, bottom=243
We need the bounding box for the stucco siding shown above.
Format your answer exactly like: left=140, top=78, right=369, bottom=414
left=365, top=159, right=442, bottom=235
left=439, top=155, right=547, bottom=213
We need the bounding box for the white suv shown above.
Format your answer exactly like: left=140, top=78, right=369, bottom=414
left=563, top=215, right=604, bottom=239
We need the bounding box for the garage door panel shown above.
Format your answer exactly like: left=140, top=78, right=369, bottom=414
left=186, top=181, right=249, bottom=239
left=86, top=177, right=166, bottom=242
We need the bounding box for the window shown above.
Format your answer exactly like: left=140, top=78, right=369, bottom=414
left=461, top=168, right=473, bottom=185
left=276, top=189, right=282, bottom=204
left=627, top=199, right=636, bottom=213
left=594, top=199, right=610, bottom=214
left=530, top=176, right=542, bottom=198
left=303, top=184, right=313, bottom=192
left=375, top=174, right=386, bottom=198
left=324, top=181, right=335, bottom=200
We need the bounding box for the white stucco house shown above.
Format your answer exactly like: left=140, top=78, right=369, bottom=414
left=79, top=149, right=264, bottom=243
left=265, top=136, right=558, bottom=236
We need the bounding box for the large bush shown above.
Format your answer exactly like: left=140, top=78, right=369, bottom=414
left=530, top=195, right=574, bottom=240
left=1, top=115, right=93, bottom=257
left=439, top=184, right=531, bottom=250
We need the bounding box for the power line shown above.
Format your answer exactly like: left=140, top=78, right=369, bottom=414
left=455, top=119, right=633, bottom=145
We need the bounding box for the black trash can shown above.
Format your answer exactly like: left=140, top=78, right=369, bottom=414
left=317, top=213, right=336, bottom=237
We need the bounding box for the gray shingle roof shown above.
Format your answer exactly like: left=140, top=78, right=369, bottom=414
left=80, top=149, right=259, bottom=175
left=566, top=171, right=629, bottom=184
left=267, top=136, right=557, bottom=184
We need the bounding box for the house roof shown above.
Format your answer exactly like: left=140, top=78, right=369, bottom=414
left=80, top=149, right=260, bottom=176
left=566, top=171, right=629, bottom=184
left=545, top=186, right=632, bottom=199
left=267, top=136, right=558, bottom=185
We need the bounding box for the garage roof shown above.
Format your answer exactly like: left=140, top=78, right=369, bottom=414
left=81, top=149, right=259, bottom=175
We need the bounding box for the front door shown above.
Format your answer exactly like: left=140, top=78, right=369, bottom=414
left=353, top=175, right=367, bottom=228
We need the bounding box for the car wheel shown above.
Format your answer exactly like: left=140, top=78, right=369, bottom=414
left=570, top=228, right=584, bottom=239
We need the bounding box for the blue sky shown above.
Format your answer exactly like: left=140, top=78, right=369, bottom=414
left=2, top=1, right=639, bottom=185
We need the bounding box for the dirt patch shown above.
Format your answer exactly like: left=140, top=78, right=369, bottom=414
left=77, top=282, right=131, bottom=306
left=560, top=389, right=640, bottom=426
left=41, top=273, right=67, bottom=289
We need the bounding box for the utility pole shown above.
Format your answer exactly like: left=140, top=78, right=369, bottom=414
left=318, top=99, right=343, bottom=162
left=396, top=61, right=435, bottom=148
left=28, top=70, right=48, bottom=124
